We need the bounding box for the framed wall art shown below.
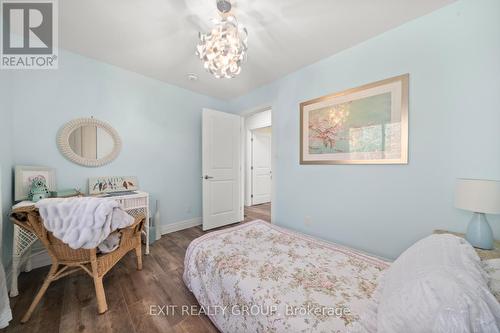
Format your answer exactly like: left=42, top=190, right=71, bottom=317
left=300, top=74, right=409, bottom=165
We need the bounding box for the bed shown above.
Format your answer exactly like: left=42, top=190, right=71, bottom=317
left=183, top=220, right=390, bottom=332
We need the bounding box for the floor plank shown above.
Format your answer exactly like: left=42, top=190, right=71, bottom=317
left=1, top=204, right=271, bottom=333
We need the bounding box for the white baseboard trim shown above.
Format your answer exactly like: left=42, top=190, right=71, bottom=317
left=160, top=217, right=202, bottom=235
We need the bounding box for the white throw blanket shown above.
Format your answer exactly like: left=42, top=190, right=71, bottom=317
left=35, top=197, right=135, bottom=253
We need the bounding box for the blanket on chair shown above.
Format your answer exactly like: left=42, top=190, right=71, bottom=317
left=35, top=197, right=134, bottom=253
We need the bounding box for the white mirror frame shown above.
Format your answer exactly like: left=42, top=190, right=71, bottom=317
left=57, top=118, right=122, bottom=167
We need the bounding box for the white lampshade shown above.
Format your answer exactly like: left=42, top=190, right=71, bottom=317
left=455, top=179, right=500, bottom=214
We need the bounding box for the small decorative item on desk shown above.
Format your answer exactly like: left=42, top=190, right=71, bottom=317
left=89, top=176, right=139, bottom=195
left=50, top=188, right=83, bottom=198
left=28, top=177, right=49, bottom=202
left=454, top=178, right=500, bottom=250
left=14, top=165, right=56, bottom=201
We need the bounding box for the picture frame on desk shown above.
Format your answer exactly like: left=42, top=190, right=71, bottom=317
left=89, top=176, right=139, bottom=195
left=14, top=165, right=56, bottom=201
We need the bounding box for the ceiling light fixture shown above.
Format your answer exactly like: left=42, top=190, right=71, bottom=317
left=196, top=0, right=248, bottom=79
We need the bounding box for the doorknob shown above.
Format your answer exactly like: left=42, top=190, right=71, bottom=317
left=204, top=175, right=214, bottom=180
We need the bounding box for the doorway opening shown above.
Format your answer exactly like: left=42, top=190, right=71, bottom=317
left=244, top=108, right=272, bottom=222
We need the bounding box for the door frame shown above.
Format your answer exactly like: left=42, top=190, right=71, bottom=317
left=241, top=106, right=274, bottom=222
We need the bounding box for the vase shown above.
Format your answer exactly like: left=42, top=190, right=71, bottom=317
left=154, top=200, right=161, bottom=241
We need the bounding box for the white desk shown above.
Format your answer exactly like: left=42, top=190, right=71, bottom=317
left=9, top=191, right=149, bottom=297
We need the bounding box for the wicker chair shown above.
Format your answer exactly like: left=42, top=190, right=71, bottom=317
left=10, top=205, right=145, bottom=323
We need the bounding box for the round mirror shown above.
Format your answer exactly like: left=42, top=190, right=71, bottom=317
left=57, top=118, right=122, bottom=167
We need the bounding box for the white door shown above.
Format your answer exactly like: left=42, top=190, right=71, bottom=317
left=251, top=128, right=272, bottom=205
left=202, top=109, right=242, bottom=231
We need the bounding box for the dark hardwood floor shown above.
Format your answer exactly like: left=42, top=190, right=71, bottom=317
left=1, top=203, right=271, bottom=333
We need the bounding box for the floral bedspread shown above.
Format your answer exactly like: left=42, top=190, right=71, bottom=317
left=183, top=220, right=390, bottom=333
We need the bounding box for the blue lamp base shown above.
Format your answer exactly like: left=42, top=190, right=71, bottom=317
left=465, top=212, right=494, bottom=250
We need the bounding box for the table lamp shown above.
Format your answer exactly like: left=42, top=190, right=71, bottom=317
left=455, top=179, right=500, bottom=250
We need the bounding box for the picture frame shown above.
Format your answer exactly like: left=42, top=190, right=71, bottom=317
left=300, top=74, right=409, bottom=165
left=89, top=176, right=139, bottom=195
left=15, top=165, right=57, bottom=201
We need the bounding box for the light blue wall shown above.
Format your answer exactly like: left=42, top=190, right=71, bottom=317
left=1, top=50, right=227, bottom=266
left=229, top=0, right=500, bottom=259
left=0, top=72, right=13, bottom=265
left=1, top=0, right=499, bottom=265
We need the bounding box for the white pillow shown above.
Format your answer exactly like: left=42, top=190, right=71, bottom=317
left=377, top=234, right=500, bottom=333
left=483, top=258, right=500, bottom=303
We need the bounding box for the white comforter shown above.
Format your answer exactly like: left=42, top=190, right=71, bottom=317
left=183, top=220, right=390, bottom=333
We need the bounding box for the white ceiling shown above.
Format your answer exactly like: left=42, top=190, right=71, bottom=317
left=60, top=0, right=455, bottom=100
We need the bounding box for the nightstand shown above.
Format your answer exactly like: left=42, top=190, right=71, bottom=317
left=434, top=229, right=500, bottom=260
